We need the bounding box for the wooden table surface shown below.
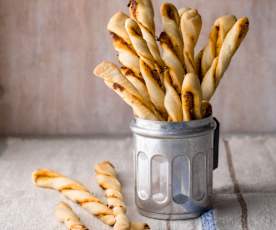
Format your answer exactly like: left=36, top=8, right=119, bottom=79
left=0, top=135, right=276, bottom=230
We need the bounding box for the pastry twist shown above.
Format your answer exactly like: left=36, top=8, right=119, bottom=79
left=120, top=67, right=150, bottom=103
left=163, top=70, right=183, bottom=122
left=128, top=0, right=163, bottom=66
left=181, top=73, right=202, bottom=121
left=139, top=59, right=167, bottom=117
left=95, top=161, right=150, bottom=230
left=215, top=17, right=249, bottom=81
left=55, top=202, right=88, bottom=230
left=160, top=3, right=184, bottom=63
left=32, top=169, right=115, bottom=226
left=125, top=18, right=156, bottom=70
left=94, top=61, right=162, bottom=121
left=107, top=12, right=140, bottom=76
left=95, top=161, right=129, bottom=230
left=201, top=15, right=237, bottom=77
left=159, top=32, right=185, bottom=94
left=180, top=9, right=202, bottom=73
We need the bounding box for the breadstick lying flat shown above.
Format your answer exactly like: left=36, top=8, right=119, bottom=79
left=128, top=0, right=163, bottom=67
left=201, top=15, right=237, bottom=77
left=216, top=17, right=249, bottom=81
left=55, top=202, right=88, bottom=230
left=181, top=73, right=202, bottom=121
left=94, top=61, right=162, bottom=121
left=180, top=9, right=202, bottom=73
left=108, top=13, right=140, bottom=76
left=95, top=161, right=150, bottom=230
left=159, top=32, right=185, bottom=93
left=95, top=161, right=129, bottom=230
left=164, top=70, right=183, bottom=122
left=32, top=169, right=115, bottom=226
left=160, top=3, right=184, bottom=63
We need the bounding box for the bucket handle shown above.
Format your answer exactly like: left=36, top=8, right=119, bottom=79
left=213, top=118, right=220, bottom=170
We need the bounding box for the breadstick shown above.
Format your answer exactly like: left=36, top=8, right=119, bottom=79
left=140, top=59, right=167, bottom=117
left=108, top=13, right=140, bottom=76
left=181, top=73, right=202, bottom=121
left=180, top=9, right=202, bottom=73
left=201, top=15, right=237, bottom=77
left=164, top=70, right=183, bottom=122
left=120, top=67, right=150, bottom=103
left=55, top=202, right=88, bottom=230
left=128, top=0, right=163, bottom=66
left=125, top=18, right=156, bottom=70
left=95, top=161, right=129, bottom=230
left=216, top=17, right=249, bottom=81
left=201, top=57, right=218, bottom=101
left=160, top=3, right=184, bottom=63
left=178, top=7, right=191, bottom=19
left=95, top=161, right=150, bottom=230
left=32, top=169, right=115, bottom=226
left=159, top=32, right=185, bottom=93
left=195, top=49, right=204, bottom=81
left=93, top=61, right=162, bottom=120
left=201, top=100, right=212, bottom=118
left=107, top=12, right=132, bottom=46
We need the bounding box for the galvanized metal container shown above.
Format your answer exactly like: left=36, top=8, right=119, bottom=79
left=130, top=116, right=219, bottom=220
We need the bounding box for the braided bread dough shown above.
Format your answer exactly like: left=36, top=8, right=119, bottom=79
left=94, top=61, right=161, bottom=121
left=55, top=202, right=88, bottom=230
left=164, top=70, right=183, bottom=122
left=180, top=9, right=202, bottom=73
left=32, top=169, right=115, bottom=226
left=181, top=73, right=202, bottom=121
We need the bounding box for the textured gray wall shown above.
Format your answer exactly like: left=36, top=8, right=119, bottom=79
left=0, top=0, right=275, bottom=135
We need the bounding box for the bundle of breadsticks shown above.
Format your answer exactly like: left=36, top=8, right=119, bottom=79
left=32, top=161, right=150, bottom=230
left=93, top=0, right=249, bottom=122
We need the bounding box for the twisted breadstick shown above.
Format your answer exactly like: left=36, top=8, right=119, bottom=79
left=180, top=9, right=202, bottom=73
left=128, top=0, right=163, bottom=66
left=201, top=57, right=218, bottom=101
left=164, top=70, right=183, bottom=122
left=125, top=18, right=155, bottom=70
left=95, top=161, right=129, bottom=230
left=181, top=73, right=202, bottom=121
left=120, top=67, right=150, bottom=103
left=201, top=100, right=212, bottom=118
left=108, top=12, right=140, bottom=76
left=195, top=49, right=204, bottom=81
left=201, top=15, right=237, bottom=77
left=159, top=32, right=185, bottom=93
left=140, top=59, right=167, bottom=117
left=94, top=61, right=162, bottom=120
left=32, top=169, right=115, bottom=226
left=216, top=17, right=249, bottom=81
left=160, top=3, right=184, bottom=63
left=55, top=202, right=88, bottom=230
left=95, top=161, right=150, bottom=230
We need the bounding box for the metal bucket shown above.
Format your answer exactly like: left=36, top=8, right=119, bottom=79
left=130, top=116, right=220, bottom=220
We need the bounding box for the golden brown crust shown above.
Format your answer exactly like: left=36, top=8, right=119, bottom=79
left=55, top=202, right=88, bottom=230
left=32, top=169, right=116, bottom=226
